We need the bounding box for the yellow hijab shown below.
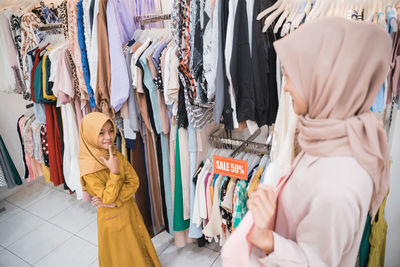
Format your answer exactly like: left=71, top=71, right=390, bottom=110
left=78, top=112, right=117, bottom=178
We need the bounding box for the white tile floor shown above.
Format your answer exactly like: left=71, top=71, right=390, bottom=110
left=0, top=178, right=221, bottom=266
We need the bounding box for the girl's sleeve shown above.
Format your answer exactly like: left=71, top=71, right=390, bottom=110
left=82, top=172, right=122, bottom=204
left=114, top=155, right=140, bottom=207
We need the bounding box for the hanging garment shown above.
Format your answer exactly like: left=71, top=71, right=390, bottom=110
left=96, top=0, right=114, bottom=117
left=17, top=115, right=29, bottom=179
left=0, top=135, right=22, bottom=188
left=61, top=103, right=82, bottom=199
left=173, top=124, right=190, bottom=232
left=128, top=135, right=154, bottom=237
left=44, top=103, right=64, bottom=186
left=367, top=193, right=389, bottom=267
left=77, top=0, right=96, bottom=108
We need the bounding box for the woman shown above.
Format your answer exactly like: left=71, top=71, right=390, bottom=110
left=78, top=112, right=161, bottom=267
left=246, top=17, right=392, bottom=266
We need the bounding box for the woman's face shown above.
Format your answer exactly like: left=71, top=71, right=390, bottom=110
left=283, top=71, right=308, bottom=116
left=98, top=121, right=115, bottom=150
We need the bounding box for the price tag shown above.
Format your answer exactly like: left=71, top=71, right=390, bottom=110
left=213, top=155, right=248, bottom=180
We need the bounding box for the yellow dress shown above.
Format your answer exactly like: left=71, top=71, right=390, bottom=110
left=81, top=152, right=161, bottom=267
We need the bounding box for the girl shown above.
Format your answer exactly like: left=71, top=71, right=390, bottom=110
left=246, top=17, right=392, bottom=266
left=78, top=112, right=161, bottom=267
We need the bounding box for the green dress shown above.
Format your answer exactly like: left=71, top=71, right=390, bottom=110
left=173, top=126, right=190, bottom=231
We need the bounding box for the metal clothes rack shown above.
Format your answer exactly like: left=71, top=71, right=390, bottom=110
left=37, top=22, right=63, bottom=32
left=209, top=128, right=271, bottom=157
left=134, top=13, right=171, bottom=26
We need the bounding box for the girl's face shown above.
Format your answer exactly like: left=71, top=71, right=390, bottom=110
left=98, top=121, right=115, bottom=150
left=283, top=70, right=308, bottom=116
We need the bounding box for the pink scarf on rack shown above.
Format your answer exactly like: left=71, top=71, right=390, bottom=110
left=221, top=17, right=392, bottom=267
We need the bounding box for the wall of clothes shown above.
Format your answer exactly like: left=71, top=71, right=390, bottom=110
left=0, top=1, right=399, bottom=265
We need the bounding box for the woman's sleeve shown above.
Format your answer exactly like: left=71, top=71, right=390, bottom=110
left=82, top=172, right=122, bottom=204
left=114, top=156, right=140, bottom=207
left=258, top=182, right=371, bottom=267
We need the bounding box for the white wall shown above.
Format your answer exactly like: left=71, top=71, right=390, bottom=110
left=0, top=92, right=31, bottom=200
left=385, top=108, right=400, bottom=267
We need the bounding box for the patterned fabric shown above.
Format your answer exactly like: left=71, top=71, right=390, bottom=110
left=66, top=49, right=80, bottom=98
left=154, top=54, right=164, bottom=92
left=12, top=66, right=25, bottom=94
left=59, top=0, right=69, bottom=38
left=40, top=1, right=61, bottom=23
left=77, top=0, right=96, bottom=108
left=23, top=118, right=35, bottom=157
left=32, top=121, right=44, bottom=163
left=0, top=164, right=7, bottom=187
left=20, top=12, right=43, bottom=91
left=67, top=0, right=88, bottom=102
left=220, top=177, right=232, bottom=232
left=40, top=125, right=49, bottom=167
left=180, top=72, right=213, bottom=129
left=171, top=0, right=181, bottom=48
left=232, top=180, right=249, bottom=230
left=9, top=14, right=23, bottom=70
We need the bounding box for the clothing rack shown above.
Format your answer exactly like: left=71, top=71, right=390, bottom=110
left=134, top=13, right=171, bottom=25
left=209, top=128, right=270, bottom=156
left=37, top=23, right=63, bottom=32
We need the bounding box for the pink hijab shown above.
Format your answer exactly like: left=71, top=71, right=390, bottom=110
left=274, top=17, right=392, bottom=218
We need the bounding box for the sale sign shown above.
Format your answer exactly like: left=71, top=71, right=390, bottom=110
left=213, top=155, right=248, bottom=180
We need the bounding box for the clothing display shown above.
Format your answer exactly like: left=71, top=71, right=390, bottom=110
left=0, top=1, right=398, bottom=266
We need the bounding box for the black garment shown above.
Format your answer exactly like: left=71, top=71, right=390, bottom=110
left=128, top=135, right=154, bottom=237
left=220, top=0, right=234, bottom=129
left=229, top=0, right=279, bottom=126
left=55, top=106, right=69, bottom=190
left=252, top=0, right=279, bottom=126
left=154, top=53, right=164, bottom=92
left=44, top=56, right=55, bottom=97
left=89, top=0, right=96, bottom=32
left=219, top=177, right=232, bottom=232
left=177, top=78, right=189, bottom=129
left=230, top=0, right=255, bottom=123
left=17, top=116, right=29, bottom=179
left=155, top=134, right=169, bottom=233
left=0, top=135, right=22, bottom=188
left=192, top=161, right=204, bottom=184
left=191, top=0, right=203, bottom=80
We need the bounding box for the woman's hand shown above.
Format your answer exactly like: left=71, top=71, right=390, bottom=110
left=246, top=185, right=276, bottom=255
left=100, top=145, right=120, bottom=175
left=91, top=196, right=116, bottom=208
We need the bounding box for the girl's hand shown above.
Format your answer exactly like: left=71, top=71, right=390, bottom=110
left=99, top=145, right=120, bottom=175
left=91, top=196, right=116, bottom=208
left=246, top=185, right=276, bottom=254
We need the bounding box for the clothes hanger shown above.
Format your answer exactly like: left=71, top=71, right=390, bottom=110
left=318, top=0, right=333, bottom=17
left=306, top=0, right=320, bottom=22
left=262, top=0, right=290, bottom=32
left=281, top=1, right=300, bottom=36
left=257, top=0, right=286, bottom=21
left=279, top=3, right=295, bottom=36
left=292, top=0, right=312, bottom=31
left=273, top=3, right=291, bottom=34
left=319, top=0, right=334, bottom=17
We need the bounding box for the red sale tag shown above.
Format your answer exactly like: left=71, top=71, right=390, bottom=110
left=213, top=155, right=248, bottom=180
